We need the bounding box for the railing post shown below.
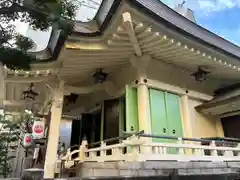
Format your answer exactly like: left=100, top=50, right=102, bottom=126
left=237, top=143, right=240, bottom=157
left=210, top=141, right=218, bottom=156
left=67, top=149, right=71, bottom=160
left=162, top=146, right=167, bottom=155
left=123, top=134, right=145, bottom=161
left=112, top=146, right=122, bottom=157
left=193, top=146, right=204, bottom=156
left=224, top=149, right=233, bottom=157
left=153, top=146, right=158, bottom=154
left=89, top=151, right=97, bottom=159
left=79, top=139, right=88, bottom=161
left=177, top=137, right=184, bottom=155
left=99, top=141, right=106, bottom=162
left=131, top=144, right=139, bottom=161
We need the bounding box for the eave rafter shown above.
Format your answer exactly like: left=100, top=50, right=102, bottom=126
left=4, top=67, right=59, bottom=83
left=130, top=19, right=240, bottom=78
left=122, top=12, right=142, bottom=57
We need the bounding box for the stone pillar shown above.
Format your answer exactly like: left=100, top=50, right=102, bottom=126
left=44, top=81, right=64, bottom=178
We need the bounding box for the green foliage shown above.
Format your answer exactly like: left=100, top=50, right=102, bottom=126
left=0, top=112, right=35, bottom=177
left=0, top=0, right=77, bottom=70
left=0, top=46, right=34, bottom=70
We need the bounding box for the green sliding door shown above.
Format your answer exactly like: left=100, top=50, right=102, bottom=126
left=149, top=89, right=168, bottom=142
left=125, top=85, right=139, bottom=133
left=165, top=92, right=183, bottom=137
left=149, top=89, right=183, bottom=153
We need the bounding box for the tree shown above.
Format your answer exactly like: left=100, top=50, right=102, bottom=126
left=0, top=111, right=35, bottom=177
left=0, top=0, right=78, bottom=70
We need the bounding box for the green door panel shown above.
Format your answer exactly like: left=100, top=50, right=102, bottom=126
left=125, top=85, right=139, bottom=133
left=165, top=92, right=183, bottom=154
left=149, top=89, right=169, bottom=142
left=149, top=89, right=183, bottom=154
left=165, top=92, right=183, bottom=137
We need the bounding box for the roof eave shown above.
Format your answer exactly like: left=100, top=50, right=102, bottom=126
left=33, top=0, right=240, bottom=64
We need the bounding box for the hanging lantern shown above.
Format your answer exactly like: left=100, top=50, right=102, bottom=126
left=92, top=68, right=108, bottom=84
left=22, top=83, right=39, bottom=101
left=23, top=133, right=32, bottom=147
left=32, top=120, right=45, bottom=139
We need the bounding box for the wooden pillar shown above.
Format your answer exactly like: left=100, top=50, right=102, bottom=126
left=216, top=119, right=224, bottom=137
left=131, top=55, right=152, bottom=153
left=0, top=62, right=5, bottom=108
left=180, top=95, right=192, bottom=138
left=137, top=77, right=151, bottom=134
left=44, top=81, right=64, bottom=178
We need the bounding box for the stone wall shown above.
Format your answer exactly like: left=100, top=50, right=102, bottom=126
left=76, top=161, right=240, bottom=179
left=4, top=161, right=240, bottom=179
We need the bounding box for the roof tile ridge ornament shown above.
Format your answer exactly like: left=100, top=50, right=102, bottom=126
left=174, top=0, right=197, bottom=23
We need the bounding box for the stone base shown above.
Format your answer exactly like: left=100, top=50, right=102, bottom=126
left=75, top=161, right=240, bottom=179
left=6, top=161, right=240, bottom=179
left=21, top=168, right=44, bottom=180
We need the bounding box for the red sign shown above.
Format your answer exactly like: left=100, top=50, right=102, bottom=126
left=25, top=136, right=31, bottom=143
left=34, top=124, right=43, bottom=134
left=32, top=121, right=45, bottom=139
left=23, top=133, right=32, bottom=147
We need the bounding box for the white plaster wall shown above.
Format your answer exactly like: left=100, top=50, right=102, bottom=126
left=147, top=59, right=225, bottom=95
left=188, top=98, right=219, bottom=138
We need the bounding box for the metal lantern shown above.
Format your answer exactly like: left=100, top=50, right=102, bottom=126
left=23, top=133, right=32, bottom=147
left=93, top=69, right=108, bottom=84
left=22, top=83, right=39, bottom=101
left=32, top=120, right=45, bottom=139
left=191, top=67, right=210, bottom=82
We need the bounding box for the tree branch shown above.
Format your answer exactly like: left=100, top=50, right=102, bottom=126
left=0, top=3, right=25, bottom=14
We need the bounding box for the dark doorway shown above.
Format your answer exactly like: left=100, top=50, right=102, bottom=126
left=91, top=110, right=101, bottom=144
left=80, top=112, right=101, bottom=145
left=70, top=119, right=82, bottom=159
left=70, top=119, right=81, bottom=148
left=70, top=111, right=102, bottom=158
left=80, top=113, right=93, bottom=144
left=222, top=115, right=240, bottom=138
left=104, top=99, right=120, bottom=145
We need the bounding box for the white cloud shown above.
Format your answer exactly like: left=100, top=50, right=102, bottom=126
left=186, top=0, right=240, bottom=14
left=162, top=0, right=240, bottom=15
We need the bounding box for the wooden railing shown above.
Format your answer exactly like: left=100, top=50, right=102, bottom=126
left=57, top=133, right=240, bottom=171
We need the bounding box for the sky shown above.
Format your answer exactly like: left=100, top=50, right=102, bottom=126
left=164, top=0, right=240, bottom=45
left=15, top=0, right=240, bottom=51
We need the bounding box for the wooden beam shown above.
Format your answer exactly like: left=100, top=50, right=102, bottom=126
left=3, top=100, right=42, bottom=106
left=30, top=61, right=59, bottom=70
left=220, top=110, right=240, bottom=118
left=147, top=79, right=213, bottom=101
left=5, top=76, right=52, bottom=83
left=64, top=84, right=105, bottom=94
left=122, top=12, right=142, bottom=56
left=196, top=95, right=240, bottom=111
